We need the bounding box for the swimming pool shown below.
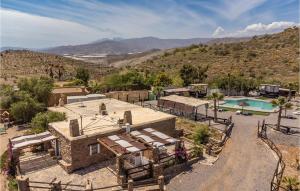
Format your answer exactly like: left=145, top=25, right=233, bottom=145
left=220, top=98, right=278, bottom=112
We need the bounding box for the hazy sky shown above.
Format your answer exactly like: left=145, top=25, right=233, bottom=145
left=1, top=0, right=299, bottom=48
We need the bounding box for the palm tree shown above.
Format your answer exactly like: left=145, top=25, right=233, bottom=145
left=217, top=93, right=224, bottom=108
left=287, top=83, right=293, bottom=101
left=271, top=97, right=288, bottom=130
left=238, top=101, right=249, bottom=114
left=209, top=92, right=223, bottom=122
left=153, top=86, right=163, bottom=99
left=284, top=102, right=293, bottom=117
left=282, top=176, right=300, bottom=191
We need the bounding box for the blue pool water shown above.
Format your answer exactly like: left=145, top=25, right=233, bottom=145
left=221, top=98, right=277, bottom=112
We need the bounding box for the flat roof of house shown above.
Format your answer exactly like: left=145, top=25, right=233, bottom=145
left=260, top=84, right=280, bottom=87
left=52, top=87, right=86, bottom=94
left=189, top=83, right=208, bottom=86
left=163, top=88, right=190, bottom=93
left=159, top=95, right=209, bottom=107
left=48, top=99, right=175, bottom=140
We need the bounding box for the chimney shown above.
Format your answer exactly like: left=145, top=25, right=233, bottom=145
left=99, top=103, right=108, bottom=115
left=123, top=110, right=132, bottom=125
left=69, top=119, right=80, bottom=137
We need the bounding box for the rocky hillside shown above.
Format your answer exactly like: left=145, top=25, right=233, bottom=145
left=0, top=50, right=116, bottom=82
left=43, top=36, right=250, bottom=56
left=134, top=27, right=299, bottom=85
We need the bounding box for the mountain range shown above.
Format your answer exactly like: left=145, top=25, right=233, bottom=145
left=42, top=36, right=250, bottom=55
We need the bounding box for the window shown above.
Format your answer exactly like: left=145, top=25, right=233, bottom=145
left=89, top=143, right=100, bottom=156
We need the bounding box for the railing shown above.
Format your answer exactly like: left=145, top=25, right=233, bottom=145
left=18, top=177, right=123, bottom=191
left=142, top=102, right=233, bottom=125
left=257, top=120, right=286, bottom=191
left=159, top=154, right=176, bottom=168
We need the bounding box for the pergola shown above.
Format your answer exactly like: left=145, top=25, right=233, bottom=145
left=158, top=95, right=209, bottom=119
left=98, top=133, right=148, bottom=156
left=9, top=131, right=57, bottom=174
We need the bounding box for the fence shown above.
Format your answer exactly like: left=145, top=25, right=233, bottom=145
left=257, top=120, right=286, bottom=191
left=125, top=163, right=152, bottom=181
left=141, top=102, right=233, bottom=125
left=16, top=176, right=124, bottom=191
left=159, top=154, right=176, bottom=169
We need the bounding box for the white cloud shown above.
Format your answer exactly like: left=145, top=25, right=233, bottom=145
left=212, top=26, right=225, bottom=37
left=0, top=1, right=217, bottom=48
left=212, top=21, right=299, bottom=37
left=192, top=0, right=267, bottom=20
left=0, top=8, right=109, bottom=48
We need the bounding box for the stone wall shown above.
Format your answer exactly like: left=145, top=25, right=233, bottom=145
left=48, top=117, right=176, bottom=173
left=70, top=135, right=116, bottom=171
left=48, top=126, right=72, bottom=163
left=48, top=90, right=87, bottom=106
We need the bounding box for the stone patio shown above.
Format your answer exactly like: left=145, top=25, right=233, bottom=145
left=23, top=161, right=121, bottom=190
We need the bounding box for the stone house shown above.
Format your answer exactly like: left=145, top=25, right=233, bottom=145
left=47, top=98, right=177, bottom=173
left=48, top=86, right=89, bottom=106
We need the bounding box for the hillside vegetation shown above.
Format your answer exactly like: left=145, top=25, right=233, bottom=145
left=134, top=27, right=299, bottom=87
left=0, top=50, right=116, bottom=82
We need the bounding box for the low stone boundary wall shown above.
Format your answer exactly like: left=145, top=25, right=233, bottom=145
left=16, top=175, right=165, bottom=191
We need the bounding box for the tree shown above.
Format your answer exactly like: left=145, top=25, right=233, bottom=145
left=75, top=67, right=90, bottom=86
left=17, top=77, right=54, bottom=105
left=10, top=98, right=45, bottom=123
left=153, top=73, right=172, bottom=87
left=271, top=97, right=288, bottom=130
left=30, top=111, right=66, bottom=134
left=282, top=176, right=300, bottom=191
left=180, top=64, right=195, bottom=86
left=194, top=65, right=208, bottom=83
left=284, top=102, right=293, bottom=117
left=217, top=93, right=224, bottom=108
left=180, top=64, right=209, bottom=86
left=208, top=92, right=223, bottom=122
left=153, top=86, right=164, bottom=99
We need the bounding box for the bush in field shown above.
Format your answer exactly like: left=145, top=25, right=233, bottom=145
left=193, top=125, right=210, bottom=145
left=30, top=111, right=66, bottom=134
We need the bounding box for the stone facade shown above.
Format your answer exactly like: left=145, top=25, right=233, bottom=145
left=48, top=117, right=176, bottom=173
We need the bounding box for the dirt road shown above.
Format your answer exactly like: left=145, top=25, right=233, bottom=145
left=167, top=112, right=277, bottom=191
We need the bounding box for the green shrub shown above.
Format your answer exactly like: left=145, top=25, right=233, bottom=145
left=10, top=98, right=45, bottom=123
left=0, top=150, right=8, bottom=172
left=29, top=111, right=66, bottom=134
left=193, top=125, right=210, bottom=145
left=190, top=145, right=203, bottom=158
left=7, top=177, right=18, bottom=191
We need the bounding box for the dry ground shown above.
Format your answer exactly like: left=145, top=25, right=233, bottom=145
left=0, top=126, right=26, bottom=191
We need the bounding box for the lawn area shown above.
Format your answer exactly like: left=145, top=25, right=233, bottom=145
left=218, top=106, right=270, bottom=116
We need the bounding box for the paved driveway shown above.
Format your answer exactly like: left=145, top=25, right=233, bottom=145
left=167, top=110, right=278, bottom=191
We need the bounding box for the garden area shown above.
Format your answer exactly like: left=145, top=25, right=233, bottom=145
left=176, top=118, right=224, bottom=158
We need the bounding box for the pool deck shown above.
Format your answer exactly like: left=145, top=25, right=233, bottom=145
left=220, top=97, right=278, bottom=113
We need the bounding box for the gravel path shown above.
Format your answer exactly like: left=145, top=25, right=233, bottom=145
left=167, top=111, right=278, bottom=191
